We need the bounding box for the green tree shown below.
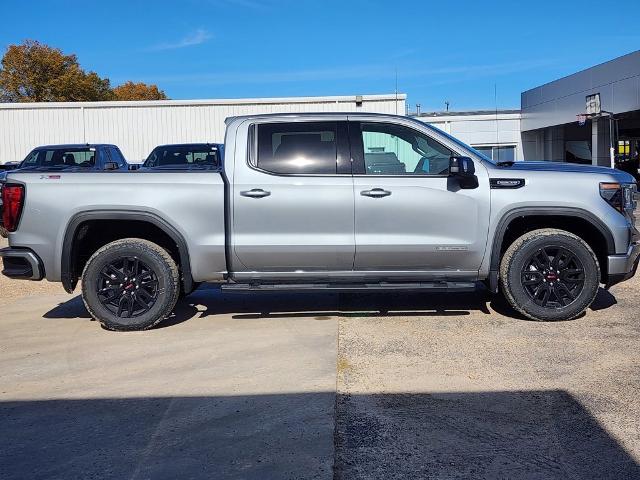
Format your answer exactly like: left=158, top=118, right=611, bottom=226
left=0, top=40, right=113, bottom=102
left=113, top=81, right=168, bottom=101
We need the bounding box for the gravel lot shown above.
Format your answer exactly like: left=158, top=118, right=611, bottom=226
left=334, top=283, right=640, bottom=479
left=1, top=235, right=639, bottom=479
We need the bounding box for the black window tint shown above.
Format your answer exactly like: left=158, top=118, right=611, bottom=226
left=25, top=148, right=96, bottom=167
left=109, top=147, right=126, bottom=166
left=22, top=150, right=42, bottom=166
left=101, top=148, right=112, bottom=165
left=257, top=122, right=338, bottom=174
left=361, top=123, right=453, bottom=175
left=143, top=145, right=220, bottom=168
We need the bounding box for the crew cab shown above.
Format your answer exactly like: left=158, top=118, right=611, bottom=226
left=1, top=113, right=638, bottom=331
left=6, top=144, right=129, bottom=173
left=0, top=144, right=130, bottom=218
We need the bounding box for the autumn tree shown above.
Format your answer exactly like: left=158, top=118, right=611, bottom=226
left=0, top=40, right=114, bottom=102
left=112, top=81, right=168, bottom=101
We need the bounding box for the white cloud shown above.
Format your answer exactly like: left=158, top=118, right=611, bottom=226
left=148, top=28, right=212, bottom=51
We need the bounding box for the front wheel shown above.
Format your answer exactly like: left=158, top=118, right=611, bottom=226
left=81, top=238, right=180, bottom=331
left=499, top=229, right=600, bottom=321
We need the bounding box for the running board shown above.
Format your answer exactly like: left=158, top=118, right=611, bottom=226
left=221, top=281, right=477, bottom=293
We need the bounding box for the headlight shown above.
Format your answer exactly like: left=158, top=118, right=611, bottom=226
left=600, top=183, right=637, bottom=213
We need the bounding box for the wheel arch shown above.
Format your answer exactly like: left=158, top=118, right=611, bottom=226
left=488, top=207, right=615, bottom=292
left=61, top=210, right=192, bottom=294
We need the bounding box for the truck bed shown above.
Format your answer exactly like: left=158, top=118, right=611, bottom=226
left=5, top=171, right=226, bottom=282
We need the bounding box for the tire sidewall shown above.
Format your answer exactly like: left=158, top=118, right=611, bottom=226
left=82, top=242, right=176, bottom=331
left=505, top=233, right=599, bottom=321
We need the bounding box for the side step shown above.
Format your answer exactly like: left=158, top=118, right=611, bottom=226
left=221, top=281, right=477, bottom=293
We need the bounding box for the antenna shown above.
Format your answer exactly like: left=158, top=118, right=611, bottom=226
left=494, top=83, right=499, bottom=148
left=395, top=68, right=398, bottom=115
left=445, top=100, right=450, bottom=112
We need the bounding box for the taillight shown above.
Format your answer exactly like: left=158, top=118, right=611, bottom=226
left=1, top=185, right=25, bottom=232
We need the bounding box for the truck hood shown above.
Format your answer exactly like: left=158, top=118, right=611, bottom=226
left=498, top=161, right=636, bottom=182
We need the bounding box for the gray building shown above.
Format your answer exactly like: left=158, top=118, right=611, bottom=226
left=521, top=50, right=640, bottom=170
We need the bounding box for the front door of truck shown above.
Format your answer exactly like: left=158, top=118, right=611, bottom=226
left=349, top=118, right=490, bottom=277
left=232, top=119, right=355, bottom=275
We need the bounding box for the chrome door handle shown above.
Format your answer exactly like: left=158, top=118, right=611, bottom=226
left=240, top=188, right=271, bottom=198
left=361, top=188, right=391, bottom=198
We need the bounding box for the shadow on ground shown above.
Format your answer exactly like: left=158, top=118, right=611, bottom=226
left=1, top=390, right=637, bottom=479
left=335, top=390, right=640, bottom=479
left=43, top=284, right=618, bottom=328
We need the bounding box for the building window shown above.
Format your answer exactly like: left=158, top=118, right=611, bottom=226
left=473, top=145, right=516, bottom=162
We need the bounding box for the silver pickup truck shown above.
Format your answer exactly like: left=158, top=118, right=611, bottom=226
left=1, top=113, right=639, bottom=331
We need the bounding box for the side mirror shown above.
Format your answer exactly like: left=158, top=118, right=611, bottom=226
left=449, top=156, right=478, bottom=189
left=104, top=161, right=119, bottom=171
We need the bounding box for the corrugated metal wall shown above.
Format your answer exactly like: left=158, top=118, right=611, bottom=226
left=0, top=94, right=406, bottom=163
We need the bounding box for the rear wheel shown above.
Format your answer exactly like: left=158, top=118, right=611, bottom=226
left=81, top=238, right=180, bottom=331
left=500, top=229, right=600, bottom=321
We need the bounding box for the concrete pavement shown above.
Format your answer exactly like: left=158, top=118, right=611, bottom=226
left=0, top=287, right=339, bottom=480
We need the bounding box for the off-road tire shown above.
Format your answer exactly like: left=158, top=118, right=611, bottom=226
left=81, top=238, right=180, bottom=331
left=499, top=228, right=600, bottom=321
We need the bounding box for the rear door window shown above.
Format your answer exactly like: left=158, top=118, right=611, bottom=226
left=256, top=122, right=338, bottom=174
left=22, top=148, right=96, bottom=167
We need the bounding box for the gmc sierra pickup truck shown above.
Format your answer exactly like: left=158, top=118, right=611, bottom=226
left=1, top=113, right=639, bottom=331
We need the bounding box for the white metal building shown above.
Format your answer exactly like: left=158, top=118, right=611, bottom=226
left=0, top=94, right=406, bottom=164
left=413, top=110, right=523, bottom=161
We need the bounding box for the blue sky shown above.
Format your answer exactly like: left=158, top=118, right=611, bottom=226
left=1, top=0, right=639, bottom=110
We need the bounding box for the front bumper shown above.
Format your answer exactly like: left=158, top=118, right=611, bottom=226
left=606, top=241, right=640, bottom=288
left=0, top=247, right=44, bottom=280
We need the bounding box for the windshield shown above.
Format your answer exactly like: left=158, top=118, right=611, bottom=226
left=144, top=144, right=221, bottom=168
left=422, top=123, right=496, bottom=164
left=21, top=147, right=97, bottom=168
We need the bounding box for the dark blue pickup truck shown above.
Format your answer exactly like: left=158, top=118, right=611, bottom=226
left=4, top=144, right=129, bottom=174
left=0, top=144, right=129, bottom=212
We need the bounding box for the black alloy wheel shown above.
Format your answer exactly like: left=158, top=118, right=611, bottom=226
left=97, top=256, right=159, bottom=318
left=521, top=245, right=585, bottom=309
left=82, top=238, right=180, bottom=331
left=499, top=228, right=600, bottom=322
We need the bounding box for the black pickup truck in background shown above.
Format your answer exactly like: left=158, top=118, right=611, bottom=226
left=0, top=143, right=130, bottom=216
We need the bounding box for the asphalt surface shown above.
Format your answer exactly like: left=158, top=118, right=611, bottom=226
left=1, top=234, right=639, bottom=479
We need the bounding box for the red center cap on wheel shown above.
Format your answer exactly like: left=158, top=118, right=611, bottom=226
left=125, top=283, right=135, bottom=290
left=547, top=273, right=557, bottom=281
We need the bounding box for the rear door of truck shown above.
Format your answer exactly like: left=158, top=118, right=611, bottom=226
left=231, top=118, right=355, bottom=275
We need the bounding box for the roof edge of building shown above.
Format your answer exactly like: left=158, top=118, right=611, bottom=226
left=0, top=93, right=407, bottom=110
left=415, top=109, right=521, bottom=117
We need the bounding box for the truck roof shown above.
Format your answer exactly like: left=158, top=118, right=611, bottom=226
left=152, top=143, right=222, bottom=148
left=33, top=144, right=118, bottom=150
left=224, top=111, right=410, bottom=124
